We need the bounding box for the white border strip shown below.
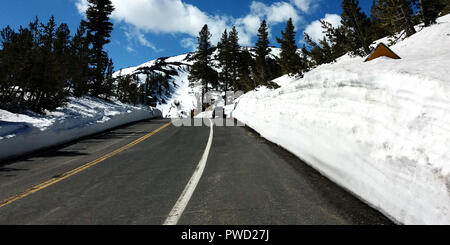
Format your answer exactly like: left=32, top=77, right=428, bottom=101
left=163, top=119, right=214, bottom=225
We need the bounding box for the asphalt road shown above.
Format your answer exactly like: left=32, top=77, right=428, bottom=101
left=0, top=118, right=393, bottom=225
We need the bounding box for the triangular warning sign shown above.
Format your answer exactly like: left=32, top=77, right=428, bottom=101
left=365, top=43, right=401, bottom=62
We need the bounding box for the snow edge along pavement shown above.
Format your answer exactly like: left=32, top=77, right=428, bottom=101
left=0, top=106, right=162, bottom=162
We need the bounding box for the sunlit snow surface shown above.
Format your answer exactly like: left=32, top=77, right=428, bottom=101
left=233, top=15, right=450, bottom=225
left=0, top=97, right=161, bottom=160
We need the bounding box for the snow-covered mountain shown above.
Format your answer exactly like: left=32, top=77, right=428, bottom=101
left=233, top=14, right=450, bottom=225
left=114, top=53, right=195, bottom=118
left=114, top=47, right=282, bottom=118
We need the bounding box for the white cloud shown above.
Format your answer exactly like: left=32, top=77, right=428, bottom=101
left=124, top=28, right=163, bottom=52
left=108, top=0, right=229, bottom=45
left=249, top=1, right=302, bottom=25
left=126, top=46, right=135, bottom=53
left=290, top=0, right=318, bottom=13
left=234, top=15, right=261, bottom=46
left=304, top=14, right=342, bottom=43
left=75, top=0, right=308, bottom=50
left=180, top=37, right=197, bottom=52
left=235, top=1, right=303, bottom=46
left=75, top=0, right=89, bottom=14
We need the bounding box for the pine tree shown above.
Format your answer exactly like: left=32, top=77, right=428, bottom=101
left=0, top=25, right=21, bottom=110
left=276, top=18, right=304, bottom=76
left=29, top=16, right=69, bottom=112
left=302, top=33, right=328, bottom=66
left=84, top=0, right=115, bottom=97
left=442, top=0, right=450, bottom=15
left=416, top=0, right=446, bottom=26
left=375, top=0, right=417, bottom=37
left=217, top=29, right=231, bottom=92
left=17, top=20, right=39, bottom=111
left=103, top=58, right=115, bottom=99
left=189, top=24, right=217, bottom=110
left=370, top=0, right=391, bottom=40
left=236, top=48, right=255, bottom=92
left=216, top=27, right=241, bottom=95
left=54, top=23, right=71, bottom=93
left=70, top=22, right=91, bottom=97
left=228, top=27, right=241, bottom=91
left=320, top=21, right=351, bottom=59
left=116, top=74, right=139, bottom=105
left=341, top=0, right=374, bottom=56
left=0, top=16, right=92, bottom=113
left=254, top=20, right=271, bottom=87
left=303, top=19, right=349, bottom=68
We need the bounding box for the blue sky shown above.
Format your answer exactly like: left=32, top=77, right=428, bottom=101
left=1, top=0, right=372, bottom=71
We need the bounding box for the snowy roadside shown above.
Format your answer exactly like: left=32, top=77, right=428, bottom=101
left=233, top=15, right=450, bottom=225
left=0, top=97, right=162, bottom=162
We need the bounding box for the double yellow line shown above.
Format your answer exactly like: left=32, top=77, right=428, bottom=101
left=0, top=120, right=174, bottom=209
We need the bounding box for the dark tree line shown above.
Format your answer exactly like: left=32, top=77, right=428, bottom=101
left=0, top=0, right=138, bottom=113
left=0, top=17, right=72, bottom=113
left=188, top=18, right=305, bottom=108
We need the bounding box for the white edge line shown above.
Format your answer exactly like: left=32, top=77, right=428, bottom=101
left=163, top=119, right=214, bottom=225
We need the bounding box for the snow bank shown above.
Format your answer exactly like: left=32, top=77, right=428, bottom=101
left=0, top=97, right=162, bottom=162
left=234, top=15, right=450, bottom=225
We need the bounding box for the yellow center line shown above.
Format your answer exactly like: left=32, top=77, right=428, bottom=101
left=0, top=120, right=176, bottom=209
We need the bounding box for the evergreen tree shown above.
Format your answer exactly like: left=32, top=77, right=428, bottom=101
left=370, top=0, right=391, bottom=40
left=103, top=58, right=115, bottom=99
left=276, top=18, right=305, bottom=76
left=442, top=0, right=450, bottom=15
left=302, top=33, right=328, bottom=67
left=217, top=29, right=231, bottom=92
left=116, top=74, right=139, bottom=105
left=303, top=20, right=349, bottom=68
left=70, top=22, right=91, bottom=97
left=144, top=72, right=169, bottom=106
left=254, top=20, right=271, bottom=87
left=17, top=20, right=39, bottom=111
left=0, top=25, right=24, bottom=110
left=320, top=21, right=351, bottom=59
left=84, top=0, right=115, bottom=97
left=189, top=24, right=217, bottom=110
left=228, top=27, right=241, bottom=91
left=216, top=27, right=241, bottom=95
left=30, top=16, right=69, bottom=112
left=54, top=23, right=71, bottom=96
left=341, top=0, right=374, bottom=56
left=415, top=0, right=446, bottom=26
left=236, top=48, right=255, bottom=92
left=375, top=0, right=417, bottom=37
left=0, top=16, right=75, bottom=113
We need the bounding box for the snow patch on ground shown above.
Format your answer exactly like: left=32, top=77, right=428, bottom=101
left=0, top=97, right=162, bottom=161
left=233, top=15, right=450, bottom=225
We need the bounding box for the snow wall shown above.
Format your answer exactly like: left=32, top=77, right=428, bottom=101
left=0, top=98, right=162, bottom=162
left=233, top=15, right=450, bottom=225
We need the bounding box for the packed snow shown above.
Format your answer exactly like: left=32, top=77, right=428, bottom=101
left=0, top=97, right=161, bottom=161
left=233, top=15, right=450, bottom=225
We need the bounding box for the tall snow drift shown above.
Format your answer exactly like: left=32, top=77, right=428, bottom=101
left=0, top=97, right=162, bottom=161
left=234, top=15, right=450, bottom=225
